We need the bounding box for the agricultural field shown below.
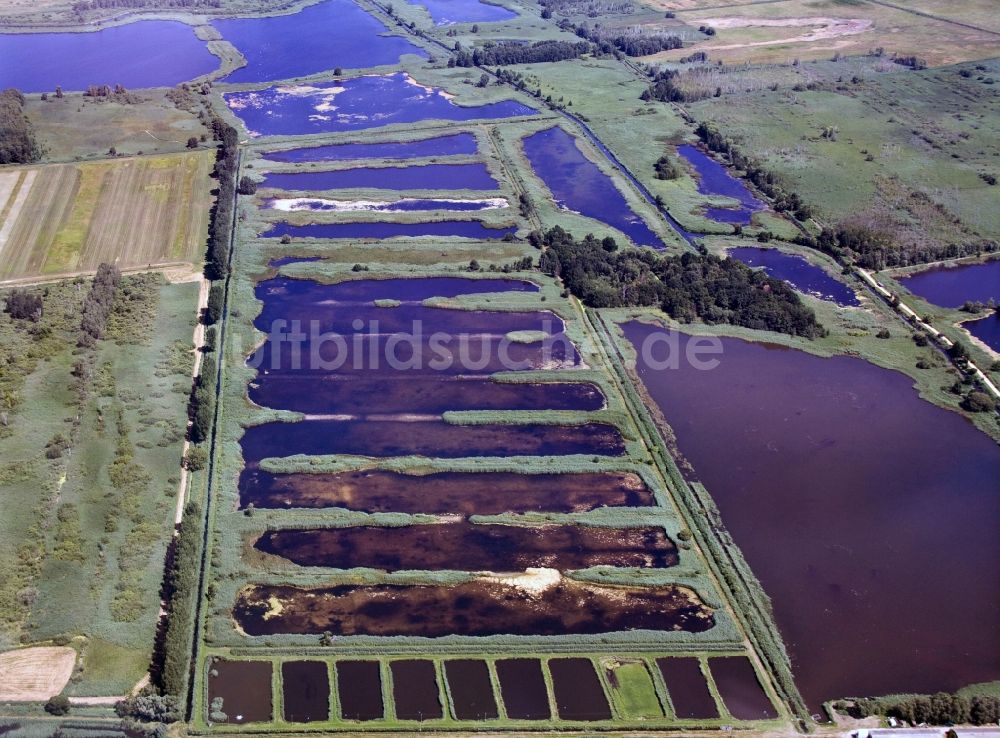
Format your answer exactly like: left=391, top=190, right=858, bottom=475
left=0, top=275, right=199, bottom=695
left=0, top=151, right=213, bottom=281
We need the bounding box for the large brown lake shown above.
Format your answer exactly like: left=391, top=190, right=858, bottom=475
left=623, top=321, right=1000, bottom=711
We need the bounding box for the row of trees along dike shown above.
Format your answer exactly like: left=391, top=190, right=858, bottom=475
left=0, top=88, right=41, bottom=164
left=535, top=226, right=825, bottom=338
left=144, top=117, right=238, bottom=716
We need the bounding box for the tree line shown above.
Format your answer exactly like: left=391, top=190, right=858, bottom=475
left=205, top=117, right=238, bottom=280
left=450, top=39, right=593, bottom=67
left=805, top=223, right=998, bottom=270
left=694, top=122, right=813, bottom=220
left=535, top=226, right=825, bottom=338
left=0, top=88, right=40, bottom=165
left=72, top=0, right=219, bottom=12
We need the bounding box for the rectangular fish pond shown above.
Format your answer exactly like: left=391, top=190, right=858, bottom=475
left=262, top=133, right=479, bottom=162
left=238, top=469, right=656, bottom=514
left=259, top=163, right=499, bottom=191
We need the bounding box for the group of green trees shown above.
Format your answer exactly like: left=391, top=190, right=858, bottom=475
left=3, top=290, right=43, bottom=321
left=641, top=68, right=687, bottom=103
left=78, top=263, right=122, bottom=348
left=535, top=226, right=825, bottom=337
left=450, top=39, right=592, bottom=67
left=0, top=88, right=40, bottom=164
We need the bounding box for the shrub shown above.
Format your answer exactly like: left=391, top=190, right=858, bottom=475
left=962, top=390, right=997, bottom=413
left=44, top=695, right=70, bottom=715
left=184, top=447, right=208, bottom=471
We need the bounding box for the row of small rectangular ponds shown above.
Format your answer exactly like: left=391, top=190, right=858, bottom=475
left=207, top=654, right=777, bottom=725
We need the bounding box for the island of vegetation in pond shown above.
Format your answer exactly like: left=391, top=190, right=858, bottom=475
left=225, top=73, right=536, bottom=136
left=214, top=0, right=426, bottom=83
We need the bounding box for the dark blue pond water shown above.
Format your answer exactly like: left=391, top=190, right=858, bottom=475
left=897, top=259, right=1000, bottom=309
left=261, top=163, right=498, bottom=191
left=967, top=313, right=1000, bottom=353
left=729, top=247, right=859, bottom=307
left=225, top=73, right=536, bottom=136
left=0, top=21, right=217, bottom=93
left=262, top=133, right=478, bottom=162
left=677, top=144, right=763, bottom=226
left=257, top=276, right=537, bottom=306
left=522, top=126, right=663, bottom=248
left=410, top=0, right=517, bottom=25
left=264, top=197, right=505, bottom=212
left=214, top=0, right=425, bottom=83
left=262, top=220, right=515, bottom=240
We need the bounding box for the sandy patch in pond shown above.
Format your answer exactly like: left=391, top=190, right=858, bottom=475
left=0, top=646, right=76, bottom=702
left=483, top=567, right=562, bottom=594
left=264, top=197, right=509, bottom=212
left=698, top=16, right=873, bottom=50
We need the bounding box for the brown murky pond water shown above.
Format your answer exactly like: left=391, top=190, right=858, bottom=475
left=240, top=419, right=626, bottom=461
left=390, top=660, right=442, bottom=721
left=239, top=469, right=655, bottom=513
left=495, top=659, right=550, bottom=720
left=656, top=657, right=717, bottom=719
left=335, top=660, right=383, bottom=721
left=206, top=659, right=272, bottom=724
left=252, top=522, right=677, bottom=571
left=281, top=661, right=329, bottom=723
left=709, top=657, right=777, bottom=720
left=444, top=660, right=498, bottom=720
left=549, top=658, right=612, bottom=721
left=234, top=578, right=715, bottom=637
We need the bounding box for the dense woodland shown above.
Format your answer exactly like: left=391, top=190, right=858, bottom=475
left=536, top=227, right=825, bottom=337
left=0, top=89, right=40, bottom=165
